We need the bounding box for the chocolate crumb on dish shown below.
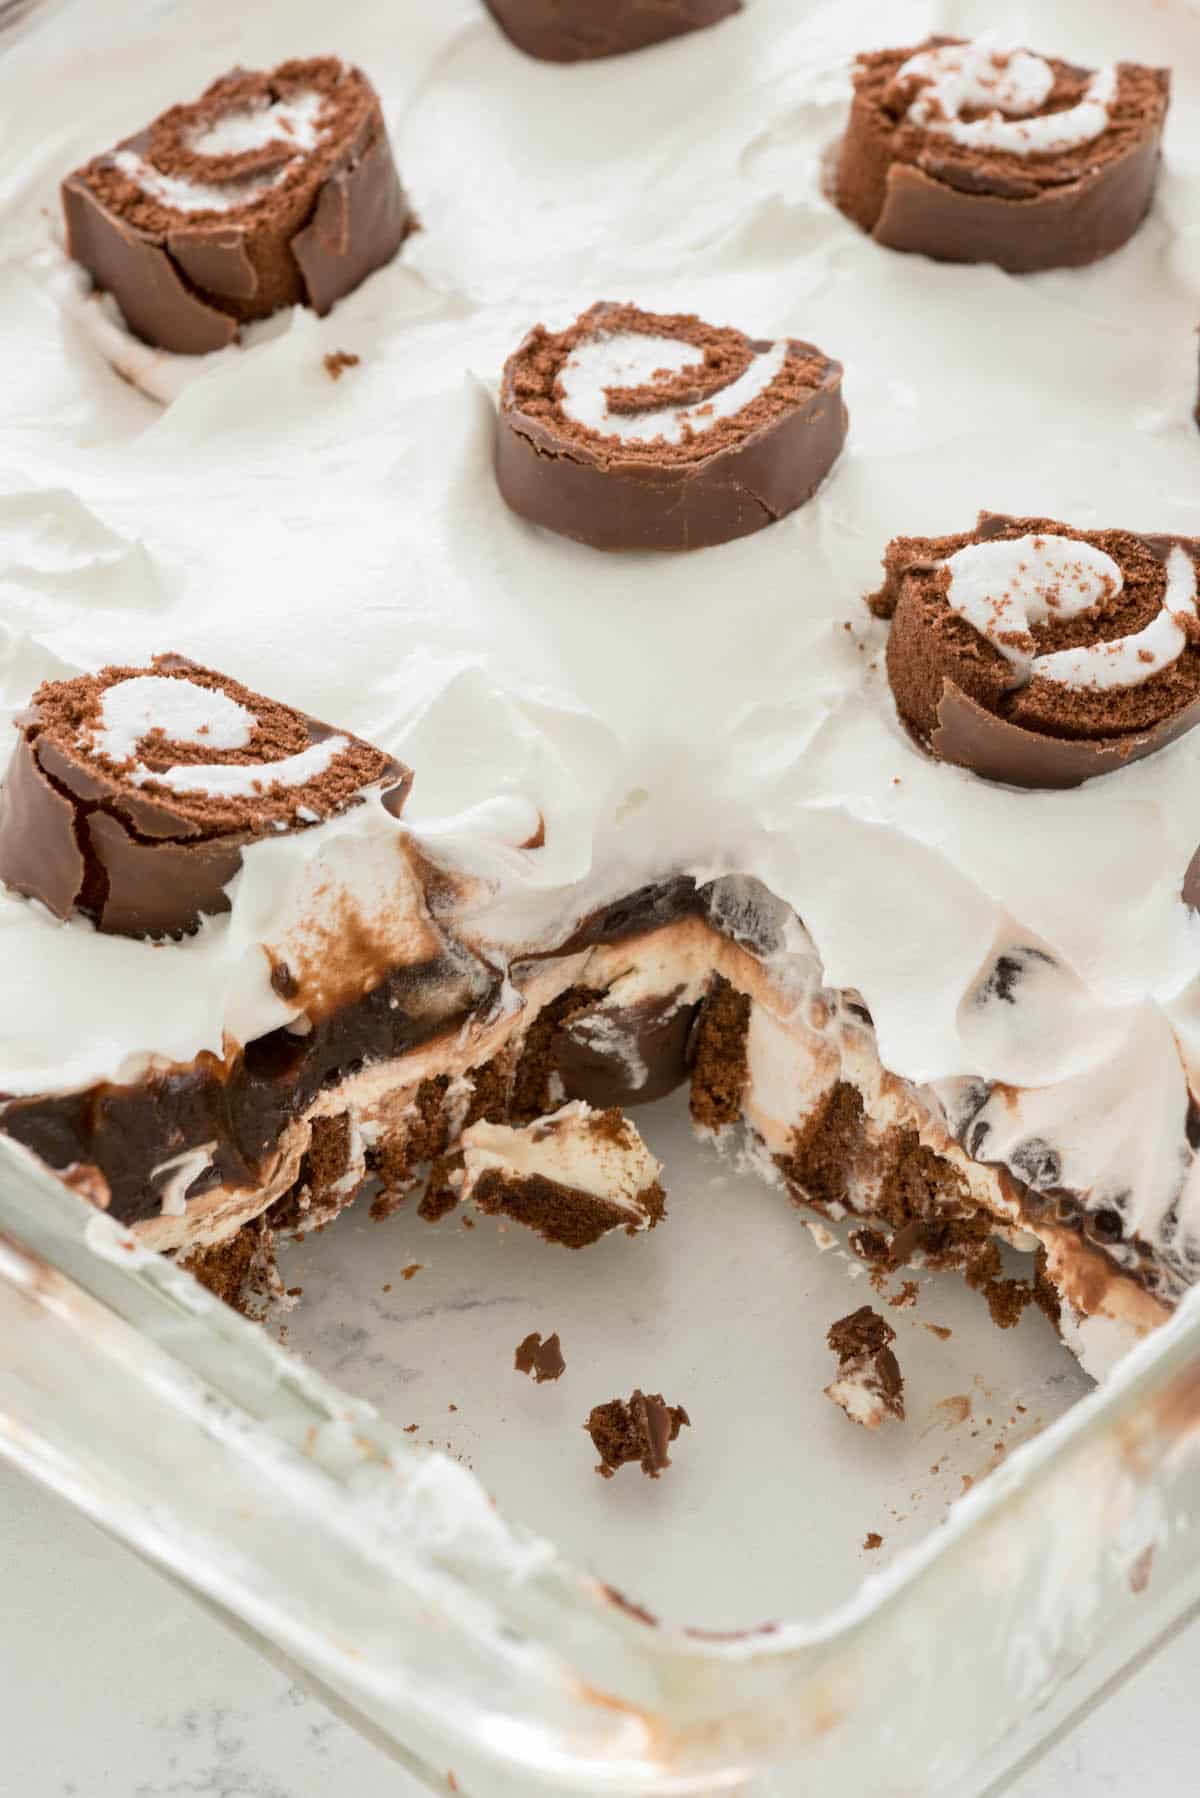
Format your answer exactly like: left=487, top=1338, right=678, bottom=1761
left=514, top=1330, right=566, bottom=1382
left=324, top=349, right=360, bottom=380
left=460, top=1100, right=666, bottom=1247
left=483, top=0, right=740, bottom=62
left=496, top=301, right=847, bottom=551
left=0, top=653, right=409, bottom=938
left=824, top=1306, right=905, bottom=1430
left=836, top=37, right=1168, bottom=272
left=62, top=57, right=413, bottom=354
left=869, top=513, right=1200, bottom=788
left=587, top=1389, right=690, bottom=1478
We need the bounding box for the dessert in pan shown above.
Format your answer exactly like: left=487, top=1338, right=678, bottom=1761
left=3, top=3, right=1200, bottom=1439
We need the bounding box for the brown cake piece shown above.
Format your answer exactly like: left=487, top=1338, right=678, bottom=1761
left=460, top=1100, right=666, bottom=1248
left=496, top=302, right=847, bottom=551
left=483, top=0, right=740, bottom=61
left=514, top=1330, right=566, bottom=1382
left=62, top=57, right=413, bottom=354
left=836, top=38, right=1168, bottom=272
left=870, top=513, right=1200, bottom=788
left=587, top=1389, right=690, bottom=1478
left=0, top=653, right=409, bottom=937
left=824, top=1306, right=905, bottom=1429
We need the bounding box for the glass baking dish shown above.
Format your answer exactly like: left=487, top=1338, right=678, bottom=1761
left=5, top=1104, right=1200, bottom=1798
left=6, top=0, right=1200, bottom=1790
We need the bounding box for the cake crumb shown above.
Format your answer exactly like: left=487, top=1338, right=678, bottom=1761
left=323, top=349, right=360, bottom=381
left=824, top=1306, right=905, bottom=1430
left=515, top=1330, right=566, bottom=1383
left=404, top=1424, right=419, bottom=1434
left=587, top=1389, right=690, bottom=1480
left=863, top=1532, right=884, bottom=1551
left=402, top=1262, right=423, bottom=1280
left=924, top=1323, right=952, bottom=1341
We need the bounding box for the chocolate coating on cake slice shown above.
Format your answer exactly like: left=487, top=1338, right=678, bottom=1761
left=586, top=1389, right=690, bottom=1479
left=836, top=38, right=1168, bottom=272
left=495, top=302, right=847, bottom=551
left=483, top=0, right=740, bottom=62
left=824, top=1306, right=905, bottom=1430
left=0, top=654, right=410, bottom=937
left=870, top=513, right=1200, bottom=788
left=62, top=58, right=414, bottom=354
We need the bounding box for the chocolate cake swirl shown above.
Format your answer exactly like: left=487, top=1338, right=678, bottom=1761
left=870, top=514, right=1200, bottom=788
left=62, top=57, right=413, bottom=354
left=0, top=654, right=410, bottom=937
left=495, top=301, right=847, bottom=551
left=483, top=0, right=740, bottom=62
left=836, top=37, right=1169, bottom=272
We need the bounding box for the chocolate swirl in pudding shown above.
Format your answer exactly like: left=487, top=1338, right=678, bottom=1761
left=62, top=57, right=414, bottom=354
left=495, top=301, right=847, bottom=551
left=870, top=514, right=1200, bottom=788
left=482, top=0, right=740, bottom=62
left=836, top=37, right=1169, bottom=271
left=0, top=654, right=410, bottom=937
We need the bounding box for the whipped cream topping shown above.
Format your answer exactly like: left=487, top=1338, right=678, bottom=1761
left=0, top=0, right=1198, bottom=1294
left=558, top=332, right=789, bottom=445
left=943, top=534, right=1198, bottom=689
left=898, top=40, right=1118, bottom=155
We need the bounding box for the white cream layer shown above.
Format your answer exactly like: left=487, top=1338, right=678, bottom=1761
left=943, top=535, right=1198, bottom=689
left=558, top=331, right=789, bottom=446
left=898, top=41, right=1117, bottom=155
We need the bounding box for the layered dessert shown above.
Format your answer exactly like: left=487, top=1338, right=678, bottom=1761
left=2, top=0, right=1200, bottom=1410
left=836, top=37, right=1169, bottom=270
left=460, top=1101, right=667, bottom=1246
left=483, top=0, right=741, bottom=62
left=62, top=57, right=412, bottom=354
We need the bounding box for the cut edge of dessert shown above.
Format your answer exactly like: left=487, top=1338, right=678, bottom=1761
left=0, top=847, right=1167, bottom=1387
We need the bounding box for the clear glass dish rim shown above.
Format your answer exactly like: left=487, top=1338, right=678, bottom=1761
left=4, top=1140, right=1200, bottom=1797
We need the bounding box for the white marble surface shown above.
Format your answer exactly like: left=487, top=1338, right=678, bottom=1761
left=1, top=1456, right=1197, bottom=1797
